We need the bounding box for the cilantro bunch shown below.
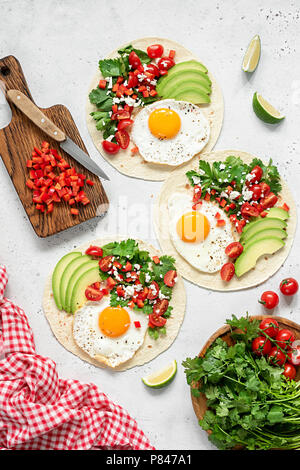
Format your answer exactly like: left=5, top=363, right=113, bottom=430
left=99, top=239, right=175, bottom=339
left=183, top=315, right=300, bottom=450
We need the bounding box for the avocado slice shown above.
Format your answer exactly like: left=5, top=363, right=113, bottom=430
left=52, top=252, right=82, bottom=310
left=242, top=228, right=287, bottom=248
left=172, top=85, right=211, bottom=104
left=60, top=255, right=91, bottom=311
left=235, top=237, right=285, bottom=278
left=71, top=266, right=102, bottom=314
left=163, top=79, right=211, bottom=99
left=267, top=207, right=289, bottom=221
left=165, top=60, right=208, bottom=76
left=157, top=70, right=211, bottom=96
left=65, top=260, right=99, bottom=313
left=240, top=217, right=287, bottom=243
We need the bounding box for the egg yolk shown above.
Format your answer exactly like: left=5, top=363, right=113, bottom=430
left=148, top=108, right=181, bottom=139
left=176, top=211, right=210, bottom=243
left=98, top=306, right=131, bottom=338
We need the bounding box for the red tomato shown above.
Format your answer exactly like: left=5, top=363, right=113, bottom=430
left=259, top=291, right=279, bottom=310
left=117, top=119, right=134, bottom=131
left=276, top=329, right=295, bottom=349
left=147, top=44, right=164, bottom=59
left=225, top=242, right=244, bottom=259
left=259, top=182, right=271, bottom=197
left=164, top=270, right=177, bottom=287
left=220, top=263, right=235, bottom=282
left=127, top=72, right=138, bottom=88
left=85, top=246, right=103, bottom=257
left=152, top=299, right=169, bottom=316
left=259, top=318, right=279, bottom=338
left=280, top=278, right=299, bottom=296
left=249, top=184, right=262, bottom=201
left=148, top=313, right=167, bottom=327
left=128, top=51, right=141, bottom=69
left=102, top=140, right=120, bottom=154
left=260, top=192, right=278, bottom=210
left=106, top=276, right=117, bottom=290
left=241, top=202, right=260, bottom=219
left=193, top=185, right=202, bottom=202
left=147, top=281, right=159, bottom=300
left=249, top=165, right=263, bottom=184
left=99, top=255, right=114, bottom=272
left=85, top=286, right=104, bottom=301
left=252, top=336, right=272, bottom=356
left=145, top=63, right=161, bottom=77
left=157, top=57, right=175, bottom=71
left=268, top=347, right=286, bottom=366
left=287, top=345, right=300, bottom=365
left=115, top=130, right=130, bottom=149
left=283, top=363, right=296, bottom=380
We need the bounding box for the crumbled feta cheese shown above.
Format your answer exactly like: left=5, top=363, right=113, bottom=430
left=229, top=191, right=241, bottom=201
left=220, top=163, right=225, bottom=170
left=145, top=273, right=151, bottom=283
left=192, top=175, right=201, bottom=185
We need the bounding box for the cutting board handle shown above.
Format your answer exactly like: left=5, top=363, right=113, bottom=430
left=6, top=89, right=66, bottom=142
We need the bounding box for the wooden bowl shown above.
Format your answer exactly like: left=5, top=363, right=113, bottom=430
left=191, top=315, right=300, bottom=424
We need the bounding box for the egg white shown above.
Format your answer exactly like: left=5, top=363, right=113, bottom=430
left=72, top=296, right=148, bottom=368
left=131, top=99, right=210, bottom=166
left=168, top=193, right=236, bottom=273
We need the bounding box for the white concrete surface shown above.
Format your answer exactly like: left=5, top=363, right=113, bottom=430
left=0, top=0, right=300, bottom=450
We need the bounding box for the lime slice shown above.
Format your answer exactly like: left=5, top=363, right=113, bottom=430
left=252, top=92, right=285, bottom=124
left=242, top=35, right=261, bottom=72
left=142, top=360, right=177, bottom=389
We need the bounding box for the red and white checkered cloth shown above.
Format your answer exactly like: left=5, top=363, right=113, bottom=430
left=0, top=265, right=154, bottom=450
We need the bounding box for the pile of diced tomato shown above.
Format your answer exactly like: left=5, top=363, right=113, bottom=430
left=102, top=44, right=176, bottom=156
left=26, top=141, right=94, bottom=215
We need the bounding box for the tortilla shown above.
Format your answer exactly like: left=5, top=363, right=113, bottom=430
left=154, top=150, right=297, bottom=291
left=86, top=37, right=224, bottom=181
left=42, top=238, right=186, bottom=371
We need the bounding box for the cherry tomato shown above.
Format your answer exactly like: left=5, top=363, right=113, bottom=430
left=259, top=182, right=271, bottom=197
left=157, top=57, right=175, bottom=71
left=249, top=165, right=263, bottom=184
left=259, top=291, right=279, bottom=310
left=283, top=362, right=296, bottom=380
left=276, top=329, right=295, bottom=349
left=128, top=51, right=141, bottom=69
left=115, top=129, right=130, bottom=149
left=117, top=120, right=134, bottom=132
left=85, top=286, right=104, bottom=301
left=99, top=255, right=114, bottom=272
left=147, top=281, right=159, bottom=300
left=127, top=72, right=138, bottom=88
left=149, top=313, right=167, bottom=328
left=164, top=270, right=177, bottom=287
left=220, top=263, right=235, bottom=282
left=145, top=63, right=161, bottom=77
left=102, top=140, right=120, bottom=154
left=259, top=318, right=279, bottom=338
left=106, top=276, right=117, bottom=290
left=147, top=44, right=164, bottom=59
left=252, top=336, right=272, bottom=356
left=249, top=184, right=262, bottom=201
left=268, top=347, right=286, bottom=366
left=85, top=246, right=103, bottom=257
left=280, top=278, right=299, bottom=296
left=260, top=192, right=278, bottom=210
left=287, top=344, right=300, bottom=365
left=152, top=299, right=169, bottom=316
left=241, top=202, right=260, bottom=219
left=225, top=242, right=244, bottom=259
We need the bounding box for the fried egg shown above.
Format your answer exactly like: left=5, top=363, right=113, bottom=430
left=72, top=296, right=148, bottom=368
left=131, top=99, right=210, bottom=166
left=168, top=193, right=236, bottom=273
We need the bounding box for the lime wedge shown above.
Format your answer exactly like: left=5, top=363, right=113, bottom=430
left=142, top=360, right=177, bottom=389
left=242, top=35, right=261, bottom=72
left=252, top=92, right=285, bottom=124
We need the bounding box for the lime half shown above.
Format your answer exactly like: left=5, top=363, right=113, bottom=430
left=242, top=35, right=261, bottom=72
left=252, top=92, right=285, bottom=124
left=142, top=360, right=177, bottom=389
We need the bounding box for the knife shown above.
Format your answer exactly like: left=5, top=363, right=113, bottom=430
left=6, top=89, right=110, bottom=181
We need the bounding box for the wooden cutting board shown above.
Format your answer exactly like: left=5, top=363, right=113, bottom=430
left=0, top=55, right=109, bottom=237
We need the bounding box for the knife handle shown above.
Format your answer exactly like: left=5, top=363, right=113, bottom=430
left=6, top=89, right=66, bottom=143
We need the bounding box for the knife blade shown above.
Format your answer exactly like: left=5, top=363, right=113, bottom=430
left=6, top=89, right=110, bottom=181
